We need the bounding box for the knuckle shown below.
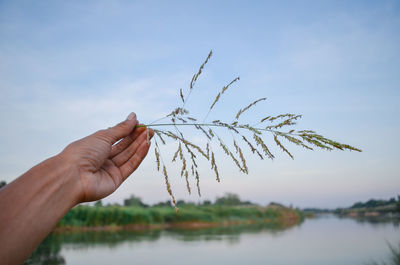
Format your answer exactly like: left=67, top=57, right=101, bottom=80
left=64, top=141, right=79, bottom=153
left=116, top=120, right=130, bottom=130
left=95, top=129, right=112, bottom=142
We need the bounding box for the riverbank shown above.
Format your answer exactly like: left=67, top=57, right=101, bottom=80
left=54, top=220, right=277, bottom=232
left=333, top=202, right=400, bottom=221
left=55, top=204, right=304, bottom=232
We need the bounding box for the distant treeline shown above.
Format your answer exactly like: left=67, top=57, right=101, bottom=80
left=349, top=196, right=400, bottom=209
left=333, top=195, right=400, bottom=218
left=119, top=192, right=255, bottom=208
left=58, top=193, right=304, bottom=228
left=303, top=195, right=400, bottom=214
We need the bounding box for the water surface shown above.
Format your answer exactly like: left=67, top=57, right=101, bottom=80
left=26, top=215, right=400, bottom=265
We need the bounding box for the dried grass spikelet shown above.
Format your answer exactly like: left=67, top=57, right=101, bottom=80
left=260, top=116, right=271, bottom=123
left=253, top=133, right=275, bottom=159
left=234, top=140, right=248, bottom=174
left=267, top=114, right=302, bottom=129
left=167, top=130, right=208, bottom=160
left=195, top=170, right=201, bottom=196
left=238, top=124, right=262, bottom=135
left=217, top=137, right=230, bottom=156
left=190, top=50, right=212, bottom=89
left=185, top=170, right=191, bottom=194
left=180, top=88, right=184, bottom=103
left=210, top=93, right=221, bottom=111
left=180, top=156, right=187, bottom=177
left=171, top=144, right=181, bottom=162
left=273, top=134, right=294, bottom=159
left=195, top=125, right=212, bottom=140
left=155, top=131, right=166, bottom=145
left=241, top=135, right=264, bottom=159
left=182, top=138, right=208, bottom=160
left=163, top=165, right=177, bottom=210
left=178, top=142, right=183, bottom=158
left=217, top=136, right=246, bottom=173
left=155, top=147, right=160, bottom=171
left=211, top=152, right=220, bottom=182
left=209, top=77, right=240, bottom=111
left=235, top=97, right=267, bottom=120
left=278, top=132, right=313, bottom=150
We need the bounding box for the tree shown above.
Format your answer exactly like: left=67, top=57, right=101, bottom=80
left=0, top=181, right=6, bottom=189
left=94, top=200, right=102, bottom=207
left=215, top=193, right=242, bottom=206
left=123, top=195, right=148, bottom=207
left=397, top=195, right=400, bottom=213
left=176, top=200, right=195, bottom=207
left=152, top=200, right=172, bottom=207
left=202, top=200, right=212, bottom=206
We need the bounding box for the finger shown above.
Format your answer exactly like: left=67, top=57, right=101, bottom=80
left=101, top=159, right=124, bottom=190
left=112, top=129, right=147, bottom=167
left=100, top=112, right=138, bottom=144
left=120, top=135, right=153, bottom=180
left=110, top=126, right=147, bottom=158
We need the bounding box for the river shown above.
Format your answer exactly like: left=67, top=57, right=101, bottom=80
left=25, top=214, right=400, bottom=265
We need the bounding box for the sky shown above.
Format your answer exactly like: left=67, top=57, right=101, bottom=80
left=0, top=0, right=399, bottom=208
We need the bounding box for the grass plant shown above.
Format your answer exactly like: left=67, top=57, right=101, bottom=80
left=58, top=204, right=302, bottom=227
left=138, top=51, right=361, bottom=209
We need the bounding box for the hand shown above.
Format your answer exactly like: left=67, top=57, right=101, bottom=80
left=0, top=112, right=154, bottom=265
left=61, top=112, right=154, bottom=202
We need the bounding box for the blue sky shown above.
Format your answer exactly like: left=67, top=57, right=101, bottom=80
left=0, top=0, right=399, bottom=208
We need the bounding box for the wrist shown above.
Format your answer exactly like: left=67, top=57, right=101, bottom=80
left=50, top=152, right=82, bottom=207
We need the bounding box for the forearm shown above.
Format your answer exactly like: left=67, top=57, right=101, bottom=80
left=0, top=154, right=80, bottom=265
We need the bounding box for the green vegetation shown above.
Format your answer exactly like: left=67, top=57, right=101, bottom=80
left=58, top=204, right=302, bottom=228
left=334, top=195, right=400, bottom=219
left=123, top=195, right=149, bottom=207
left=57, top=193, right=304, bottom=228
left=214, top=193, right=253, bottom=206
left=350, top=197, right=398, bottom=209
left=303, top=208, right=331, bottom=214
left=0, top=180, right=6, bottom=189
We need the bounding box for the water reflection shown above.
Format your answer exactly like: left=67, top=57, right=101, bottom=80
left=24, top=221, right=299, bottom=264
left=24, top=216, right=400, bottom=265
left=334, top=214, right=400, bottom=228
left=24, top=235, right=65, bottom=265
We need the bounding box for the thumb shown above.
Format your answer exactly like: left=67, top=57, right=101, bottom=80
left=102, top=112, right=138, bottom=144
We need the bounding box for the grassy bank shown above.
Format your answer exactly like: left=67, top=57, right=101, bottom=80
left=333, top=197, right=400, bottom=220
left=57, top=204, right=304, bottom=229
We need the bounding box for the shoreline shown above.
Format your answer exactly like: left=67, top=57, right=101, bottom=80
left=53, top=217, right=300, bottom=233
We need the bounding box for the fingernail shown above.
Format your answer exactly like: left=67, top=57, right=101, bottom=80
left=127, top=112, right=136, bottom=121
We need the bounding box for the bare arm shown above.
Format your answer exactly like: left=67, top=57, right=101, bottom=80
left=0, top=112, right=153, bottom=265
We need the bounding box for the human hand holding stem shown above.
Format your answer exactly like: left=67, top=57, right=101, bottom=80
left=62, top=112, right=154, bottom=202
left=0, top=112, right=154, bottom=265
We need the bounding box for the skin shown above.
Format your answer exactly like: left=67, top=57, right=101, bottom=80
left=0, top=112, right=153, bottom=265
